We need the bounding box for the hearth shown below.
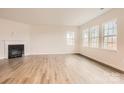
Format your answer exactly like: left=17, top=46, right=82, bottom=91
left=8, top=44, right=24, bottom=59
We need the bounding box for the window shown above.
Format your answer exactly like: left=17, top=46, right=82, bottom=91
left=83, top=29, right=89, bottom=47
left=66, top=32, right=75, bottom=46
left=102, top=20, right=117, bottom=50
left=82, top=19, right=117, bottom=51
left=90, top=26, right=99, bottom=48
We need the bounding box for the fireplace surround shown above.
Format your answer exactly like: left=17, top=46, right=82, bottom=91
left=8, top=44, right=24, bottom=59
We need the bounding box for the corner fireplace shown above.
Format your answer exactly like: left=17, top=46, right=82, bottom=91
left=8, top=44, right=24, bottom=59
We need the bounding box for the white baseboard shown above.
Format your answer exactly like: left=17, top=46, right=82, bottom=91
left=0, top=52, right=79, bottom=60
left=30, top=52, right=78, bottom=55
left=0, top=57, right=5, bottom=60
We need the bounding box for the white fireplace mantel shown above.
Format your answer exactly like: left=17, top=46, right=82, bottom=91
left=0, top=40, right=30, bottom=59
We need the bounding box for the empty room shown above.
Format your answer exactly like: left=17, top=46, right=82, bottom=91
left=0, top=8, right=124, bottom=84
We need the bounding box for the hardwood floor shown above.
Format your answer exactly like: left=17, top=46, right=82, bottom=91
left=0, top=54, right=124, bottom=84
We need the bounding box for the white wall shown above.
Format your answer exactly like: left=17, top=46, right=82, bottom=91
left=0, top=18, right=79, bottom=58
left=30, top=25, right=79, bottom=55
left=0, top=18, right=31, bottom=59
left=79, top=9, right=124, bottom=71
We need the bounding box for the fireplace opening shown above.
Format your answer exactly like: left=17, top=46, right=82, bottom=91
left=8, top=44, right=24, bottom=59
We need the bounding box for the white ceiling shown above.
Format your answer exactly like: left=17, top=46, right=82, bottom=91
left=0, top=8, right=111, bottom=26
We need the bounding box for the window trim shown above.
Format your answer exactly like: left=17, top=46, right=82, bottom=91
left=102, top=19, right=117, bottom=50
left=66, top=31, right=75, bottom=46
left=89, top=25, right=99, bottom=48
left=82, top=19, right=118, bottom=51
left=82, top=28, right=89, bottom=47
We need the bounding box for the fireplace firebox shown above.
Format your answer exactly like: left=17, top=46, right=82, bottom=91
left=8, top=44, right=24, bottom=59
